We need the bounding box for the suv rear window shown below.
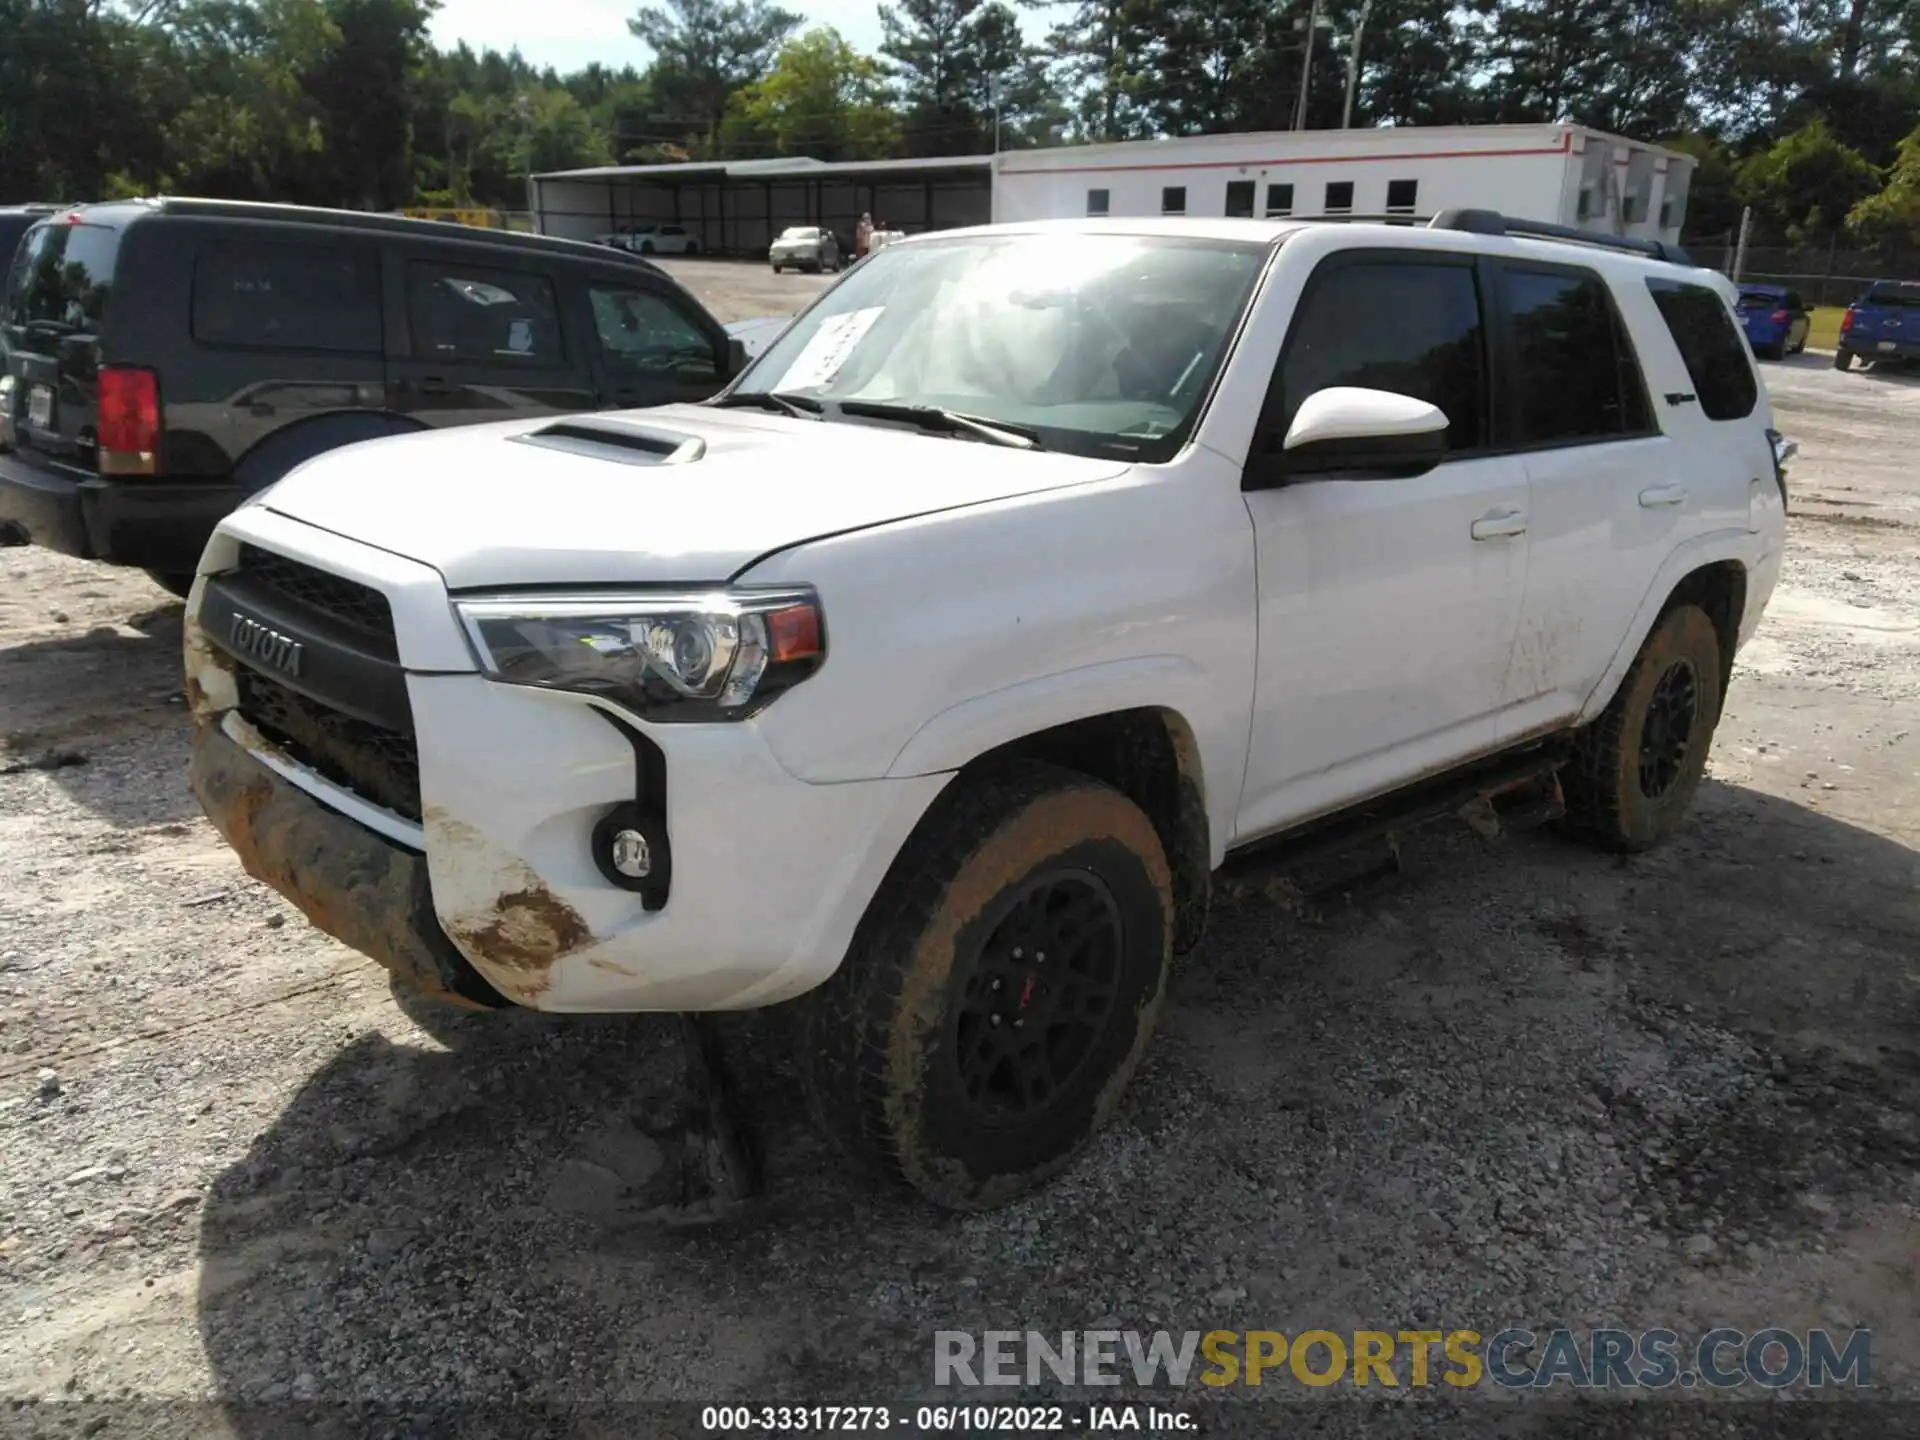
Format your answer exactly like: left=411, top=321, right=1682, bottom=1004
left=1645, top=280, right=1758, bottom=421
left=4, top=221, right=118, bottom=349
left=192, top=241, right=382, bottom=354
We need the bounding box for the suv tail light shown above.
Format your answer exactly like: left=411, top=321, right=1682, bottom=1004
left=97, top=367, right=160, bottom=476
left=1770, top=309, right=1789, bottom=323
left=1841, top=308, right=1856, bottom=335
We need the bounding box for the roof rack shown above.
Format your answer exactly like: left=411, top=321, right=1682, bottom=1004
left=1426, top=208, right=1693, bottom=266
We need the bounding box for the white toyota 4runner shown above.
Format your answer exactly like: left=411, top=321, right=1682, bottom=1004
left=185, top=211, right=1790, bottom=1210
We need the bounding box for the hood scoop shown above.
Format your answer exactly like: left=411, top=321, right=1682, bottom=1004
left=510, top=416, right=707, bottom=467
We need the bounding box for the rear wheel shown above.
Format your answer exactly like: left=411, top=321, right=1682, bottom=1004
left=798, top=763, right=1173, bottom=1210
left=144, top=569, right=196, bottom=600
left=1759, top=339, right=1786, bottom=361
left=1560, top=603, right=1723, bottom=852
left=1835, top=347, right=1855, bottom=371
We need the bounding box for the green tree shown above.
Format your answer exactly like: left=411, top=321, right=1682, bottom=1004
left=722, top=27, right=898, bottom=159
left=627, top=0, right=802, bottom=151
left=880, top=0, right=1041, bottom=154
left=1662, top=131, right=1742, bottom=237
left=1026, top=0, right=1159, bottom=141
left=1848, top=123, right=1920, bottom=245
left=1738, top=117, right=1882, bottom=240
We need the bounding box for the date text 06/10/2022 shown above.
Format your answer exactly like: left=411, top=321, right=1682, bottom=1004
left=700, top=1405, right=1194, bottom=1432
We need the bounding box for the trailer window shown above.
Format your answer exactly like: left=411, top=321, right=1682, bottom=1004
left=1087, top=189, right=1110, bottom=217
left=1225, top=181, right=1255, bottom=218
left=1161, top=187, right=1186, bottom=215
left=1266, top=183, right=1293, bottom=217
left=1325, top=181, right=1354, bottom=215
left=1386, top=179, right=1418, bottom=215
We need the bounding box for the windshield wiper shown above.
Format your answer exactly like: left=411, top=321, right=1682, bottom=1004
left=709, top=390, right=823, bottom=419
left=834, top=400, right=1042, bottom=450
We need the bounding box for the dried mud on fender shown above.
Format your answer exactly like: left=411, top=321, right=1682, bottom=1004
left=426, top=809, right=594, bottom=1002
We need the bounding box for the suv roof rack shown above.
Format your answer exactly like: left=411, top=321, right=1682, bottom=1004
left=1426, top=208, right=1694, bottom=267
left=68, top=196, right=666, bottom=271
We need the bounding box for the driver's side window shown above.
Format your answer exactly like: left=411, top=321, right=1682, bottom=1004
left=588, top=285, right=719, bottom=380
left=1273, top=256, right=1487, bottom=452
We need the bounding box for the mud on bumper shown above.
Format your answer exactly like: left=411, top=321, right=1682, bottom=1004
left=189, top=720, right=509, bottom=1010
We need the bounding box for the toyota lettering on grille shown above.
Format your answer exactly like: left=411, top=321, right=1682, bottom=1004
left=227, top=611, right=304, bottom=677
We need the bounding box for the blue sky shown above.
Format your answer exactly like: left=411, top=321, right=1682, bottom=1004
left=428, top=0, right=1020, bottom=73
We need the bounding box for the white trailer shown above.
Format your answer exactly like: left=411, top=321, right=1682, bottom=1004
left=990, top=123, right=1694, bottom=245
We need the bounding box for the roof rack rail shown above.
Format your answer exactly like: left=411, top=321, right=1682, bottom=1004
left=1426, top=208, right=1693, bottom=266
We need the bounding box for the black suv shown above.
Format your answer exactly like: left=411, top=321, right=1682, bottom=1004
left=0, top=199, right=746, bottom=594
left=0, top=205, right=57, bottom=267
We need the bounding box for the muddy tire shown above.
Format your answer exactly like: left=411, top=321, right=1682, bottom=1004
left=143, top=569, right=196, bottom=599
left=1560, top=603, right=1723, bottom=853
left=797, top=762, right=1173, bottom=1210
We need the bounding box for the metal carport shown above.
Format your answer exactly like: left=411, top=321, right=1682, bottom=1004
left=529, top=155, right=995, bottom=258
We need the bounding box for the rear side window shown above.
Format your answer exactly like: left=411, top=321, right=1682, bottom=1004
left=1499, top=266, right=1651, bottom=444
left=192, top=241, right=381, bottom=354
left=1645, top=279, right=1758, bottom=421
left=406, top=260, right=564, bottom=365
left=1278, top=258, right=1486, bottom=451
left=5, top=221, right=117, bottom=341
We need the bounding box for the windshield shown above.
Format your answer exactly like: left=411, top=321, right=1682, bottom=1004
left=1864, top=283, right=1920, bottom=309
left=1737, top=291, right=1781, bottom=310
left=778, top=228, right=820, bottom=241
left=731, top=233, right=1269, bottom=462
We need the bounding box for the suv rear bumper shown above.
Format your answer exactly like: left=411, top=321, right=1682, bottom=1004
left=0, top=454, right=240, bottom=572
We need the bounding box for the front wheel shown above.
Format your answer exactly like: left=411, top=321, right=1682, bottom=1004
left=1559, top=603, right=1723, bottom=852
left=798, top=763, right=1173, bottom=1210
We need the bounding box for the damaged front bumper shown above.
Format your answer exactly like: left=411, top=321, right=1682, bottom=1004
left=189, top=718, right=507, bottom=1009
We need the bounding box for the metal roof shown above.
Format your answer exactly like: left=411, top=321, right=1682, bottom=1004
left=535, top=154, right=995, bottom=183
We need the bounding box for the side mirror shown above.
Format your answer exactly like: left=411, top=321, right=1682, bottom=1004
left=1248, top=386, right=1449, bottom=488
left=726, top=337, right=749, bottom=379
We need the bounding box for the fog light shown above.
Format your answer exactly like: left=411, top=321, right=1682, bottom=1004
left=591, top=802, right=671, bottom=909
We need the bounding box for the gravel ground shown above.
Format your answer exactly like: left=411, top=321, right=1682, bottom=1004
left=0, top=263, right=1917, bottom=1437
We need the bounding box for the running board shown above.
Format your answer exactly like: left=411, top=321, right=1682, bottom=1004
left=1221, top=740, right=1572, bottom=886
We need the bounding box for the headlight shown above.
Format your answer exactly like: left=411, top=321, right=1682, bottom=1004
left=455, top=587, right=824, bottom=722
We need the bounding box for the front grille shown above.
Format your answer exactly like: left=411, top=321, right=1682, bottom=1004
left=234, top=543, right=397, bottom=659
left=236, top=667, right=422, bottom=823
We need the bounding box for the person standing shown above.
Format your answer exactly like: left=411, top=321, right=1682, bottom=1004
left=856, top=212, right=874, bottom=259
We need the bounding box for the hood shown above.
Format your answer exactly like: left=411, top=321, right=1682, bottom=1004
left=257, top=404, right=1131, bottom=591
left=724, top=315, right=791, bottom=359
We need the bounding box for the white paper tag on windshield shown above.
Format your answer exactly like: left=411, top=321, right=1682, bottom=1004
left=774, top=306, right=883, bottom=392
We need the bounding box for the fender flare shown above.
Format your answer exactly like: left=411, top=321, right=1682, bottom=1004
left=232, top=412, right=427, bottom=495
left=1578, top=528, right=1757, bottom=724
left=885, top=655, right=1212, bottom=779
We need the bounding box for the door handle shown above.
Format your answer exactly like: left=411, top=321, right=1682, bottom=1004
left=1470, top=508, right=1528, bottom=541
left=1638, top=484, right=1688, bottom=508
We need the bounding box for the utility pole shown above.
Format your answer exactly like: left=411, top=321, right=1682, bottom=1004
left=1732, top=204, right=1753, bottom=282
left=1342, top=0, right=1374, bottom=130
left=1293, top=0, right=1322, bottom=131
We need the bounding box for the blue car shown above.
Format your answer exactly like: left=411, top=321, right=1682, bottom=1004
left=1736, top=284, right=1811, bottom=361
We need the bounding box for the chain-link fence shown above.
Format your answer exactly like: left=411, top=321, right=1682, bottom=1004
left=1682, top=232, right=1920, bottom=307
